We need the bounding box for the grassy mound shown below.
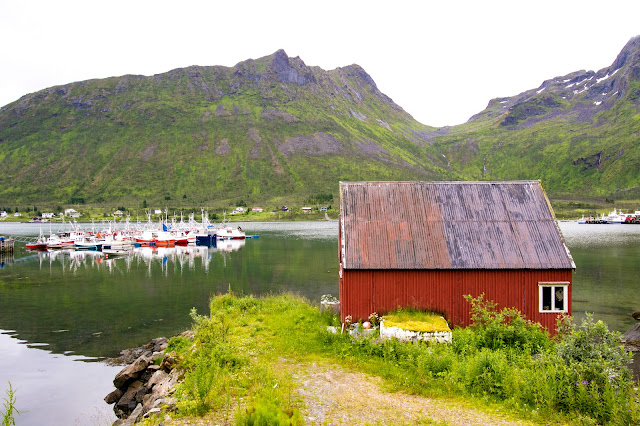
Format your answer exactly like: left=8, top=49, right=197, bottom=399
left=142, top=292, right=640, bottom=425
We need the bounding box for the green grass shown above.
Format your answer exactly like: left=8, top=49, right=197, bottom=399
left=147, top=292, right=640, bottom=425
left=1, top=382, right=18, bottom=426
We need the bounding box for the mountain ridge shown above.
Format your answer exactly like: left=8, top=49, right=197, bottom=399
left=433, top=35, right=640, bottom=202
left=1, top=38, right=639, bottom=209
left=0, top=49, right=448, bottom=207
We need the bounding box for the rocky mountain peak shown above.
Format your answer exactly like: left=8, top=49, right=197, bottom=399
left=471, top=35, right=640, bottom=127
left=266, top=49, right=316, bottom=86
left=611, top=35, right=640, bottom=71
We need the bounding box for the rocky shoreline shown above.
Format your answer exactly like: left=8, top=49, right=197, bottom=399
left=104, top=333, right=192, bottom=425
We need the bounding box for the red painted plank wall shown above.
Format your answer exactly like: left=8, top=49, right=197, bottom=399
left=340, top=269, right=572, bottom=333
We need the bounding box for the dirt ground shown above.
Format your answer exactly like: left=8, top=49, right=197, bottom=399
left=287, top=361, right=527, bottom=426
left=162, top=359, right=529, bottom=426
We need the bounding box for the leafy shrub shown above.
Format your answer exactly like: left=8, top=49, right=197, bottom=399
left=463, top=348, right=511, bottom=398
left=450, top=327, right=481, bottom=356
left=551, top=313, right=635, bottom=422
left=556, top=313, right=632, bottom=387
left=416, top=345, right=455, bottom=377
left=166, top=336, right=192, bottom=354
left=464, top=294, right=550, bottom=353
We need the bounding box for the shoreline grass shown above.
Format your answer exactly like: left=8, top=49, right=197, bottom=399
left=139, top=292, right=640, bottom=425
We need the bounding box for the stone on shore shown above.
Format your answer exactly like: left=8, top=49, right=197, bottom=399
left=105, top=336, right=186, bottom=425
left=623, top=323, right=640, bottom=352
left=113, top=355, right=150, bottom=389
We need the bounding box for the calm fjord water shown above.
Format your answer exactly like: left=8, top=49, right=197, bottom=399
left=1, top=220, right=639, bottom=424
left=0, top=221, right=339, bottom=358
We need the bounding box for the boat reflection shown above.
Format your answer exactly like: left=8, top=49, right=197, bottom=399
left=32, top=239, right=246, bottom=275
left=0, top=251, right=13, bottom=268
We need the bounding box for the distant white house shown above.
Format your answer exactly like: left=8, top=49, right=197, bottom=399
left=252, top=207, right=263, bottom=213
left=320, top=207, right=328, bottom=212
left=0, top=211, right=7, bottom=217
left=154, top=209, right=162, bottom=215
left=13, top=212, right=22, bottom=217
left=232, top=207, right=246, bottom=215
left=302, top=207, right=312, bottom=213
left=64, top=208, right=81, bottom=218
left=113, top=210, right=124, bottom=217
left=41, top=212, right=55, bottom=219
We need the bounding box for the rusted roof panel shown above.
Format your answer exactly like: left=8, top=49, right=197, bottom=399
left=340, top=181, right=574, bottom=270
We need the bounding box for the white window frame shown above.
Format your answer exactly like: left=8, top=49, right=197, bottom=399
left=538, top=282, right=569, bottom=313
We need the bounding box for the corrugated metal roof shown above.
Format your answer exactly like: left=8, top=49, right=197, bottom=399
left=340, top=181, right=575, bottom=270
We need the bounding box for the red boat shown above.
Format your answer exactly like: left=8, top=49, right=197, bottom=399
left=26, top=231, right=49, bottom=250
left=26, top=241, right=48, bottom=250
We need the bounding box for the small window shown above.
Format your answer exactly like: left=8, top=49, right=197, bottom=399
left=538, top=282, right=569, bottom=313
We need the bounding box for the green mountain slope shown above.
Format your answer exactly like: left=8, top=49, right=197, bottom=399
left=431, top=36, right=640, bottom=201
left=0, top=50, right=455, bottom=207
left=1, top=37, right=640, bottom=210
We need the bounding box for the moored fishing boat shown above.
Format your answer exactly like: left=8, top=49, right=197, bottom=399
left=26, top=230, right=48, bottom=250
left=578, top=208, right=640, bottom=224
left=135, top=230, right=157, bottom=246
left=74, top=236, right=103, bottom=251
left=623, top=211, right=640, bottom=224
left=46, top=232, right=76, bottom=249
left=155, top=231, right=176, bottom=247
left=216, top=225, right=246, bottom=240
left=195, top=227, right=217, bottom=245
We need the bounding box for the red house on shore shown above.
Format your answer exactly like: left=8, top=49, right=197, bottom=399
left=338, top=181, right=576, bottom=332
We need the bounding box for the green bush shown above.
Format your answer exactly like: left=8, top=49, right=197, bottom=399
left=463, top=348, right=511, bottom=398
left=556, top=313, right=632, bottom=387
left=166, top=336, right=192, bottom=354
left=416, top=345, right=455, bottom=377
left=464, top=294, right=550, bottom=353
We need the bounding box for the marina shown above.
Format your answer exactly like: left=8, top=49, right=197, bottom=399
left=6, top=212, right=256, bottom=254
left=578, top=208, right=640, bottom=224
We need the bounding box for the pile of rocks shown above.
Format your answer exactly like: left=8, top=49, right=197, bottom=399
left=104, top=336, right=184, bottom=425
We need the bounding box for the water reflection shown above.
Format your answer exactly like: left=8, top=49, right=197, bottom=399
left=30, top=240, right=246, bottom=277
left=0, top=225, right=338, bottom=359
left=0, top=330, right=119, bottom=426
left=0, top=251, right=13, bottom=268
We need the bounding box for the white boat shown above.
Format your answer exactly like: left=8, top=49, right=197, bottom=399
left=101, top=234, right=134, bottom=250
left=74, top=236, right=103, bottom=251
left=604, top=208, right=628, bottom=224
left=216, top=225, right=246, bottom=240
left=46, top=232, right=76, bottom=249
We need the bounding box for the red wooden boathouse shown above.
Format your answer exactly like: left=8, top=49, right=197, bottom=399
left=338, top=181, right=576, bottom=332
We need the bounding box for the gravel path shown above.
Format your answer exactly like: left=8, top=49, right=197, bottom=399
left=288, top=361, right=529, bottom=426
left=160, top=359, right=531, bottom=426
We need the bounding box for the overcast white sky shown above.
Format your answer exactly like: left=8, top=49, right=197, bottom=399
left=1, top=0, right=639, bottom=127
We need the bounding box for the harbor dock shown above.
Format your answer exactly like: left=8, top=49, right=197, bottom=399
left=0, top=236, right=14, bottom=254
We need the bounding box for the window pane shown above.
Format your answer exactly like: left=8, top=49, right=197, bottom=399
left=554, top=287, right=564, bottom=311
left=542, top=286, right=551, bottom=311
